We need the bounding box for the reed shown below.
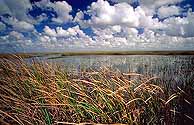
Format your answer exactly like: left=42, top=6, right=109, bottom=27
left=0, top=56, right=193, bottom=125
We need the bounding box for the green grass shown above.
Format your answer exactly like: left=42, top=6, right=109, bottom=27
left=0, top=56, right=193, bottom=125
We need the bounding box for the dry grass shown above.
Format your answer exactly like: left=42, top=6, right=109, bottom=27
left=0, top=56, right=193, bottom=125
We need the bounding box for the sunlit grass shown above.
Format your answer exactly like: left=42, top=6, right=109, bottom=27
left=0, top=56, right=193, bottom=125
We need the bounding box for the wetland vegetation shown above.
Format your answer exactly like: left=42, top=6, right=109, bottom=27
left=0, top=53, right=194, bottom=125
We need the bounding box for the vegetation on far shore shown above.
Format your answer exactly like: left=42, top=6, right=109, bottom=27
left=0, top=56, right=193, bottom=125
left=0, top=50, right=194, bottom=59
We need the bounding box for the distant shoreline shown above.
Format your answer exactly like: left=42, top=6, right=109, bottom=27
left=0, top=50, right=194, bottom=58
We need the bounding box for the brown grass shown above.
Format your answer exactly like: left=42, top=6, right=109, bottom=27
left=0, top=56, right=193, bottom=125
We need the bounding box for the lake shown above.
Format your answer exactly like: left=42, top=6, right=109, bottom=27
left=32, top=55, right=194, bottom=87
left=1, top=54, right=194, bottom=124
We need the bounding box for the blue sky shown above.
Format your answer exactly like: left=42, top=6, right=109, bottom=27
left=0, top=0, right=194, bottom=53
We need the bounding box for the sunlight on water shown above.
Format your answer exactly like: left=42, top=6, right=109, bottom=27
left=34, top=55, right=194, bottom=86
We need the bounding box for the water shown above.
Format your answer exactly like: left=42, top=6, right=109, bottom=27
left=33, top=55, right=194, bottom=86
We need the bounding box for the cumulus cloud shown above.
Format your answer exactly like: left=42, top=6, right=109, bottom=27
left=13, top=20, right=35, bottom=31
left=9, top=31, right=24, bottom=39
left=108, top=0, right=133, bottom=3
left=0, top=31, right=33, bottom=53
left=91, top=25, right=138, bottom=48
left=0, top=0, right=194, bottom=53
left=1, top=23, right=194, bottom=53
left=0, top=0, right=73, bottom=29
left=88, top=0, right=139, bottom=27
left=43, top=26, right=57, bottom=37
left=1, top=17, right=35, bottom=31
left=0, top=22, right=6, bottom=31
left=140, top=0, right=183, bottom=15
left=50, top=1, right=73, bottom=23
left=38, top=25, right=95, bottom=51
left=90, top=26, right=194, bottom=50
left=158, top=5, right=181, bottom=18
left=84, top=0, right=164, bottom=30
left=0, top=0, right=39, bottom=32
left=0, top=0, right=73, bottom=32
left=0, top=0, right=32, bottom=21
left=140, top=0, right=183, bottom=8
left=157, top=11, right=194, bottom=37
left=74, top=0, right=164, bottom=37
left=0, top=0, right=10, bottom=15
left=74, top=11, right=84, bottom=23
left=35, top=0, right=73, bottom=24
left=43, top=25, right=86, bottom=38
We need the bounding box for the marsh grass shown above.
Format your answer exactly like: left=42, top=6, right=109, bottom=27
left=0, top=56, right=193, bottom=125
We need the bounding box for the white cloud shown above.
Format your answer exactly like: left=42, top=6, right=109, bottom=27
left=56, top=27, right=70, bottom=37
left=1, top=23, right=194, bottom=53
left=0, top=0, right=73, bottom=33
left=140, top=0, right=183, bottom=16
left=38, top=25, right=95, bottom=51
left=0, top=31, right=33, bottom=53
left=43, top=25, right=86, bottom=38
left=0, top=0, right=11, bottom=15
left=34, top=0, right=49, bottom=7
left=89, top=25, right=194, bottom=50
left=33, top=13, right=48, bottom=24
left=158, top=5, right=181, bottom=18
left=140, top=0, right=182, bottom=8
left=13, top=20, right=35, bottom=31
left=0, top=0, right=32, bottom=21
left=0, top=0, right=194, bottom=53
left=39, top=35, right=51, bottom=43
left=74, top=11, right=84, bottom=22
left=9, top=31, right=24, bottom=39
left=111, top=25, right=121, bottom=32
left=0, top=22, right=6, bottom=31
left=85, top=0, right=165, bottom=30
left=108, top=0, right=133, bottom=3
left=2, top=17, right=35, bottom=31
left=134, top=6, right=164, bottom=29
left=88, top=0, right=139, bottom=27
left=43, top=26, right=57, bottom=37
left=35, top=0, right=73, bottom=24
left=158, top=11, right=194, bottom=37
left=0, top=0, right=44, bottom=31
left=51, top=1, right=73, bottom=23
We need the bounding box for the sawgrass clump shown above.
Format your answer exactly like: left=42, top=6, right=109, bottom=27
left=0, top=56, right=193, bottom=125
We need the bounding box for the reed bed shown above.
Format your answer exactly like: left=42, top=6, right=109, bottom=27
left=0, top=56, right=193, bottom=125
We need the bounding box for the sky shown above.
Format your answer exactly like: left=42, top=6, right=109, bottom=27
left=0, top=0, right=194, bottom=53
